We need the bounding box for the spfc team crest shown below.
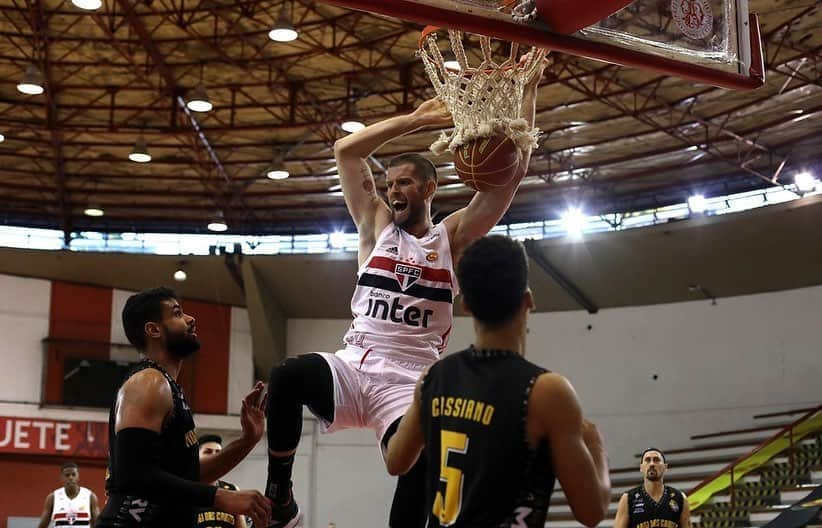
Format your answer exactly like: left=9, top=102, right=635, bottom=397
left=394, top=263, right=422, bottom=290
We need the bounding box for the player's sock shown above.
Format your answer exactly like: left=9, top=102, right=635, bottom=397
left=265, top=452, right=295, bottom=503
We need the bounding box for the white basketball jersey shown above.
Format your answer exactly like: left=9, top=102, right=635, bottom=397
left=52, top=487, right=92, bottom=527
left=344, top=222, right=458, bottom=364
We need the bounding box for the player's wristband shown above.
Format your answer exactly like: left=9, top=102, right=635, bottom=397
left=114, top=427, right=217, bottom=507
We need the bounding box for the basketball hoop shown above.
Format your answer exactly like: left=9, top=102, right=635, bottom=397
left=418, top=26, right=548, bottom=157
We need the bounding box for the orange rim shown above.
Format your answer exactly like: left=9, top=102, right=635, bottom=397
left=419, top=25, right=441, bottom=48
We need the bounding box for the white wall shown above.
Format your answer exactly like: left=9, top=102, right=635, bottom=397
left=229, top=307, right=255, bottom=414
left=281, top=319, right=403, bottom=527
left=0, top=275, right=51, bottom=404
left=284, top=285, right=822, bottom=525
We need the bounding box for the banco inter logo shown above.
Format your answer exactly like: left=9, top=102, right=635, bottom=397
left=394, top=263, right=422, bottom=290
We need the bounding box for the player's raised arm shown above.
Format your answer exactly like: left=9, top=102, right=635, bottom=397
left=531, top=372, right=611, bottom=527
left=334, top=99, right=452, bottom=263
left=385, top=374, right=427, bottom=476
left=443, top=56, right=547, bottom=261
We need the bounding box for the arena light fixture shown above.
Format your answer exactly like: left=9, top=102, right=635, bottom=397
left=83, top=205, right=104, bottom=217
left=341, top=91, right=365, bottom=133
left=560, top=207, right=587, bottom=237
left=442, top=51, right=461, bottom=71
left=0, top=132, right=5, bottom=143
left=329, top=231, right=347, bottom=248
left=17, top=65, right=44, bottom=95
left=186, top=85, right=213, bottom=113
left=341, top=120, right=366, bottom=133
left=71, top=0, right=102, bottom=10
left=207, top=212, right=228, bottom=232
left=688, top=194, right=707, bottom=213
left=794, top=171, right=818, bottom=193
left=267, top=168, right=289, bottom=180
left=173, top=262, right=188, bottom=282
left=269, top=7, right=298, bottom=42
left=128, top=135, right=151, bottom=163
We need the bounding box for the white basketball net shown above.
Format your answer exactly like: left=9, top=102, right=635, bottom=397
left=419, top=29, right=548, bottom=156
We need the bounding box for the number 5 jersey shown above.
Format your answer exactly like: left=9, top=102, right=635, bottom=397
left=420, top=347, right=555, bottom=527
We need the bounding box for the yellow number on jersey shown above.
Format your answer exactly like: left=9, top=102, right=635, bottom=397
left=432, top=430, right=470, bottom=526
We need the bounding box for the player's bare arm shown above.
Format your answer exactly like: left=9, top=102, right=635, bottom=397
left=614, top=493, right=630, bottom=528
left=115, top=368, right=173, bottom=433
left=89, top=492, right=99, bottom=528
left=530, top=372, right=611, bottom=527
left=385, top=374, right=426, bottom=476
left=443, top=56, right=548, bottom=262
left=680, top=494, right=692, bottom=528
left=334, top=98, right=452, bottom=265
left=116, top=371, right=271, bottom=527
left=37, top=492, right=54, bottom=528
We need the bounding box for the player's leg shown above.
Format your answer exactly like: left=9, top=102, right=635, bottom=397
left=265, top=353, right=334, bottom=526
left=366, top=357, right=429, bottom=527
left=382, top=418, right=429, bottom=528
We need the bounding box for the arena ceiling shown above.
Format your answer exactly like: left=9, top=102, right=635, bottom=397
left=0, top=0, right=820, bottom=239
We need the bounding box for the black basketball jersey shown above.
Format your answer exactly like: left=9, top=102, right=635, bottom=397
left=196, top=481, right=241, bottom=528
left=420, top=347, right=555, bottom=528
left=627, top=485, right=685, bottom=528
left=98, top=358, right=201, bottom=528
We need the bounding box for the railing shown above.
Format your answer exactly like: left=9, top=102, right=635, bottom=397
left=753, top=407, right=820, bottom=420
left=688, top=405, right=822, bottom=511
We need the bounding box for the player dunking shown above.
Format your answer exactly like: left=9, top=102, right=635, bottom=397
left=263, top=66, right=547, bottom=527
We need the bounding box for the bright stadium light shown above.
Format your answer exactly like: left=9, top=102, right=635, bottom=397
left=794, top=171, right=818, bottom=193
left=561, top=207, right=587, bottom=237
left=688, top=194, right=707, bottom=213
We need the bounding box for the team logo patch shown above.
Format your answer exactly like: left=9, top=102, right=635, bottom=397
left=671, top=0, right=713, bottom=40
left=427, top=251, right=439, bottom=262
left=394, top=263, right=422, bottom=290
left=669, top=500, right=679, bottom=512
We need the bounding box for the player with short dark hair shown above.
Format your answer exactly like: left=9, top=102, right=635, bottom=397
left=614, top=448, right=692, bottom=528
left=97, top=287, right=271, bottom=528
left=37, top=462, right=99, bottom=528
left=385, top=235, right=612, bottom=527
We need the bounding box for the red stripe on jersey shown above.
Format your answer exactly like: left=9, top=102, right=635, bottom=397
left=438, top=325, right=452, bottom=352
left=54, top=513, right=90, bottom=520
left=368, top=256, right=452, bottom=284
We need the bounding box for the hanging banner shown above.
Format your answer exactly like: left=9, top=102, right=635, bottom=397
left=0, top=416, right=108, bottom=459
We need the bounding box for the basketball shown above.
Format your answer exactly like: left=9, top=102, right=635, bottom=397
left=454, top=134, right=522, bottom=192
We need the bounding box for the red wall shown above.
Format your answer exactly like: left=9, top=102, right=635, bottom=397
left=41, top=282, right=231, bottom=414
left=44, top=282, right=113, bottom=405
left=180, top=299, right=231, bottom=415
left=0, top=456, right=107, bottom=528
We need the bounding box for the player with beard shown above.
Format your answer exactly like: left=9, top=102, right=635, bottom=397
left=263, top=62, right=547, bottom=528
left=97, top=288, right=271, bottom=528
left=614, top=448, right=692, bottom=528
